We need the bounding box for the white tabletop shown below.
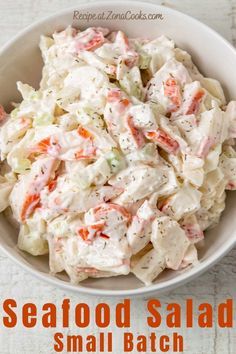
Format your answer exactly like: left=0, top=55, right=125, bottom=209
left=0, top=1, right=235, bottom=353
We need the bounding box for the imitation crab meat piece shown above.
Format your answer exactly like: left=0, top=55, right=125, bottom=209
left=115, top=31, right=139, bottom=67
left=185, top=88, right=205, bottom=115
left=173, top=82, right=205, bottom=118
left=145, top=59, right=192, bottom=110
left=158, top=185, right=202, bottom=221
left=77, top=222, right=107, bottom=243
left=107, top=88, right=131, bottom=109
left=93, top=203, right=131, bottom=223
left=145, top=129, right=179, bottom=154
left=77, top=126, right=93, bottom=139
left=64, top=202, right=132, bottom=274
left=104, top=88, right=131, bottom=138
left=180, top=214, right=204, bottom=244
left=151, top=215, right=190, bottom=270
left=127, top=200, right=157, bottom=254
left=180, top=244, right=198, bottom=269
left=31, top=136, right=61, bottom=156
left=40, top=180, right=123, bottom=219
left=111, top=163, right=165, bottom=203
left=196, top=136, right=215, bottom=158
left=132, top=247, right=166, bottom=285
left=110, top=164, right=166, bottom=204
left=164, top=77, right=182, bottom=113
left=0, top=115, right=32, bottom=156
left=75, top=27, right=108, bottom=52
left=73, top=147, right=96, bottom=160
left=47, top=176, right=58, bottom=193
left=10, top=157, right=59, bottom=222
left=77, top=50, right=117, bottom=76
left=126, top=116, right=145, bottom=148
left=171, top=81, right=205, bottom=120
left=20, top=194, right=40, bottom=222
left=30, top=126, right=97, bottom=161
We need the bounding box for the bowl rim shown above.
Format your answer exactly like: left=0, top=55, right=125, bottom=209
left=0, top=0, right=236, bottom=297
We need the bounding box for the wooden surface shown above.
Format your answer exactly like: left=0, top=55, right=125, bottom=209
left=0, top=1, right=235, bottom=353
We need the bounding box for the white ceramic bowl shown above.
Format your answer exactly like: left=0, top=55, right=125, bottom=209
left=0, top=1, right=236, bottom=297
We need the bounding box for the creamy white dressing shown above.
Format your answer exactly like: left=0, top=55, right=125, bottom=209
left=0, top=26, right=236, bottom=285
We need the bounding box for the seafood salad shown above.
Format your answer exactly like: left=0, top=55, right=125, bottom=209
left=0, top=26, right=236, bottom=285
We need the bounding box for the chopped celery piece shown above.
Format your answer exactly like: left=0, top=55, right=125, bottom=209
left=106, top=148, right=125, bottom=173
left=138, top=52, right=151, bottom=69
left=34, top=113, right=54, bottom=126
left=10, top=108, right=20, bottom=119
left=13, top=158, right=31, bottom=174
